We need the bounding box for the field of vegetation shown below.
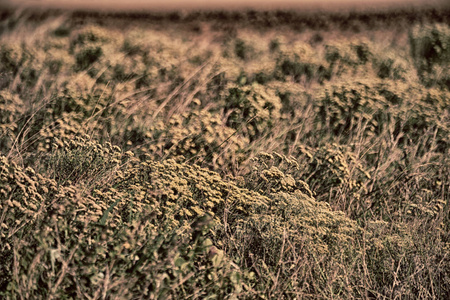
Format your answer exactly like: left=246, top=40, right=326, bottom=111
left=0, top=6, right=449, bottom=299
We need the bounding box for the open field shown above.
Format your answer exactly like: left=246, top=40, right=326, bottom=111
left=0, top=5, right=449, bottom=299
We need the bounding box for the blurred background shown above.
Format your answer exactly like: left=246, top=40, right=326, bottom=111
left=2, top=0, right=449, bottom=11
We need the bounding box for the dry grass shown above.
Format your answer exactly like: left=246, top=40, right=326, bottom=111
left=0, top=8, right=449, bottom=299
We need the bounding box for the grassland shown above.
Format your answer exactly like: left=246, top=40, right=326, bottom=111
left=0, top=6, right=449, bottom=299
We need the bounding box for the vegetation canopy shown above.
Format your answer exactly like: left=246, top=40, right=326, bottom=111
left=0, top=7, right=449, bottom=299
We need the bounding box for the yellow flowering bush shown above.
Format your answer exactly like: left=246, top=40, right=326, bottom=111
left=0, top=146, right=250, bottom=298
left=0, top=9, right=449, bottom=299
left=0, top=91, right=25, bottom=151
left=222, top=83, right=282, bottom=141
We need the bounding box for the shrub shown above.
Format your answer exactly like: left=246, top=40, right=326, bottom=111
left=409, top=23, right=450, bottom=72
left=0, top=91, right=24, bottom=152
left=409, top=23, right=450, bottom=88
left=0, top=144, right=251, bottom=299
left=52, top=24, right=71, bottom=37
left=275, top=43, right=330, bottom=83
left=74, top=45, right=103, bottom=71
left=70, top=25, right=112, bottom=50
left=1, top=11, right=449, bottom=299
left=223, top=83, right=282, bottom=141
left=115, top=155, right=270, bottom=230
left=242, top=152, right=314, bottom=197
left=295, top=144, right=371, bottom=206
left=22, top=76, right=126, bottom=154
left=324, top=41, right=371, bottom=75
left=109, top=55, right=147, bottom=82
left=372, top=53, right=407, bottom=80
left=269, top=38, right=281, bottom=52
left=353, top=42, right=371, bottom=64
left=230, top=153, right=363, bottom=298
left=122, top=36, right=148, bottom=57
left=0, top=43, right=43, bottom=89
left=44, top=48, right=74, bottom=75
left=42, top=135, right=123, bottom=185
left=315, top=81, right=391, bottom=138
left=141, top=108, right=248, bottom=170
left=0, top=43, right=27, bottom=75
left=234, top=38, right=254, bottom=60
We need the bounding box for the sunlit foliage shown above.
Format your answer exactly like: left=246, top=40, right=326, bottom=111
left=0, top=8, right=449, bottom=299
